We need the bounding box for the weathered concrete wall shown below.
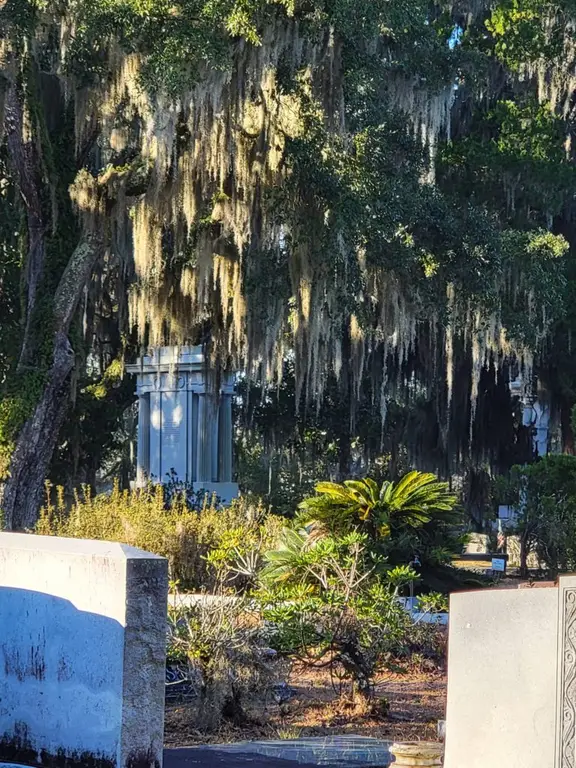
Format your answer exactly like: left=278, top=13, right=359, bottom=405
left=0, top=533, right=168, bottom=768
left=444, top=576, right=576, bottom=768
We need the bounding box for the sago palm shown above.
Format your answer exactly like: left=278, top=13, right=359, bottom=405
left=298, top=471, right=457, bottom=538
left=260, top=527, right=314, bottom=586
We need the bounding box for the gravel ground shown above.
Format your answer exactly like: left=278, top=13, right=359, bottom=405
left=164, top=665, right=446, bottom=748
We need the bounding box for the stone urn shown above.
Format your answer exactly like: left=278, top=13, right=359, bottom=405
left=389, top=741, right=444, bottom=767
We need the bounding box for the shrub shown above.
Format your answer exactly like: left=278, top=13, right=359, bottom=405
left=402, top=621, right=447, bottom=665
left=167, top=588, right=286, bottom=731
left=296, top=471, right=464, bottom=591
left=298, top=472, right=458, bottom=538
left=497, top=454, right=576, bottom=577
left=416, top=592, right=449, bottom=614
left=257, top=528, right=419, bottom=701
left=37, top=482, right=283, bottom=590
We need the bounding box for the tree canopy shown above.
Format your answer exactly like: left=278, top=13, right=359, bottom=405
left=1, top=0, right=576, bottom=526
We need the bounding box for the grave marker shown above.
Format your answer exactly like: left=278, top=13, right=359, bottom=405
left=0, top=532, right=168, bottom=768
left=444, top=576, right=576, bottom=768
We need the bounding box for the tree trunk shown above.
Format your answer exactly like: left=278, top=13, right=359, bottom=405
left=338, top=324, right=353, bottom=479
left=1, top=333, right=74, bottom=529
left=4, top=82, right=48, bottom=372
left=1, top=235, right=102, bottom=530
left=519, top=532, right=529, bottom=578
left=561, top=399, right=574, bottom=455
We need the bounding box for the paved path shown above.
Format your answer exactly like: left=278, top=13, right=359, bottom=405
left=165, top=736, right=392, bottom=768
left=165, top=748, right=320, bottom=768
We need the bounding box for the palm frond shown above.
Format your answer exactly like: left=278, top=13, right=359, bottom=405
left=298, top=470, right=457, bottom=538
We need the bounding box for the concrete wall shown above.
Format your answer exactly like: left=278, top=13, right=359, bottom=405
left=0, top=533, right=168, bottom=768
left=444, top=576, right=576, bottom=768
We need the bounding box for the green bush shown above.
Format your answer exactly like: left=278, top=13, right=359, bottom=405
left=296, top=471, right=464, bottom=591
left=256, top=528, right=420, bottom=701
left=37, top=482, right=283, bottom=590
left=298, top=472, right=458, bottom=537
left=497, top=454, right=576, bottom=577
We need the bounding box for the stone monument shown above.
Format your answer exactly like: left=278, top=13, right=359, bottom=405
left=126, top=346, right=239, bottom=503
left=444, top=576, right=576, bottom=768
left=0, top=532, right=168, bottom=768
left=509, top=374, right=552, bottom=457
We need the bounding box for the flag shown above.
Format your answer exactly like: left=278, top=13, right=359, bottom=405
left=497, top=521, right=506, bottom=552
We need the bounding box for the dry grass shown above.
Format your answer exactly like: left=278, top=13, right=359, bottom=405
left=164, top=662, right=446, bottom=746
left=38, top=483, right=283, bottom=590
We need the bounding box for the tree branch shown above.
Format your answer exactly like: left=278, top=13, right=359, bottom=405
left=54, top=233, right=103, bottom=332
left=0, top=234, right=102, bottom=530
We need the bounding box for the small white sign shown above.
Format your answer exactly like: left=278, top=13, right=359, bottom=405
left=492, top=558, right=506, bottom=573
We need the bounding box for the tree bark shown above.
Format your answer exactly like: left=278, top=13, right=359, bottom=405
left=338, top=324, right=352, bottom=479
left=519, top=532, right=529, bottom=579
left=0, top=75, right=8, bottom=144
left=1, top=234, right=102, bottom=530
left=1, top=333, right=75, bottom=529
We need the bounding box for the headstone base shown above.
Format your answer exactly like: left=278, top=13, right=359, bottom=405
left=389, top=742, right=443, bottom=767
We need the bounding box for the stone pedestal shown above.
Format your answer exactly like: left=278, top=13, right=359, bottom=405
left=126, top=346, right=239, bottom=503
left=389, top=742, right=443, bottom=767
left=0, top=532, right=168, bottom=768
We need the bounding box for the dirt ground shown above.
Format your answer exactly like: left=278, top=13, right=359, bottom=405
left=164, top=663, right=447, bottom=747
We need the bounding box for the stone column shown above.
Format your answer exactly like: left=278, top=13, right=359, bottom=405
left=218, top=395, right=233, bottom=482
left=196, top=394, right=213, bottom=482
left=389, top=742, right=443, bottom=767
left=136, top=393, right=150, bottom=485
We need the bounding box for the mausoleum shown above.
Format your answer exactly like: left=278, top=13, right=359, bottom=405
left=126, top=346, right=239, bottom=503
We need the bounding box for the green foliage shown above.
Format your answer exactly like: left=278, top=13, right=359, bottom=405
left=486, top=0, right=576, bottom=69
left=290, top=470, right=471, bottom=592
left=50, top=360, right=136, bottom=490
left=0, top=373, right=45, bottom=478
left=498, top=454, right=576, bottom=576
left=258, top=529, right=418, bottom=699
left=298, top=472, right=458, bottom=538
left=494, top=100, right=568, bottom=164
left=259, top=527, right=381, bottom=588
left=416, top=592, right=449, bottom=614
left=440, top=98, right=575, bottom=228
